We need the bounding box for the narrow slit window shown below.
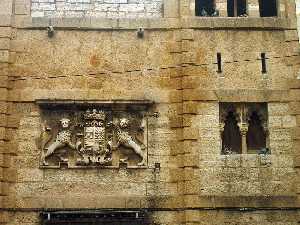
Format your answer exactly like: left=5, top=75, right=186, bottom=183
left=195, top=0, right=218, bottom=16
left=261, top=53, right=267, bottom=73
left=227, top=0, right=247, bottom=17
left=217, top=52, right=222, bottom=73
left=259, top=0, right=277, bottom=17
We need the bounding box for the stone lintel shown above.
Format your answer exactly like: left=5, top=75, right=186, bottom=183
left=36, top=99, right=155, bottom=111
left=184, top=195, right=300, bottom=208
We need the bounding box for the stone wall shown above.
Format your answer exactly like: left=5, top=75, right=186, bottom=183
left=0, top=0, right=17, bottom=223
left=1, top=0, right=300, bottom=225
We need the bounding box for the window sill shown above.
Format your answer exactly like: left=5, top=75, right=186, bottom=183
left=182, top=17, right=290, bottom=30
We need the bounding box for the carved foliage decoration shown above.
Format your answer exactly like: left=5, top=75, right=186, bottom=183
left=39, top=108, right=148, bottom=168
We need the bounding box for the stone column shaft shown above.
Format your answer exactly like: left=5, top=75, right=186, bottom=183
left=239, top=123, right=248, bottom=154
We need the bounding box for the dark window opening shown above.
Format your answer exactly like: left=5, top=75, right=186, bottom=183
left=261, top=53, right=267, bottom=73
left=222, top=111, right=242, bottom=154
left=246, top=111, right=266, bottom=151
left=227, top=0, right=247, bottom=17
left=259, top=0, right=277, bottom=17
left=195, top=0, right=218, bottom=16
left=217, top=52, right=222, bottom=73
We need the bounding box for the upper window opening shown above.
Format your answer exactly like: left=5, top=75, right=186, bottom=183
left=259, top=0, right=278, bottom=17
left=227, top=0, right=247, bottom=17
left=195, top=0, right=219, bottom=16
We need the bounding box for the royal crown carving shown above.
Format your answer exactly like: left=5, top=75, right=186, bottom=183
left=39, top=108, right=148, bottom=168
left=84, top=109, right=106, bottom=121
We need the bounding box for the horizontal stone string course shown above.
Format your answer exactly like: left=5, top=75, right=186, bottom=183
left=31, top=0, right=163, bottom=18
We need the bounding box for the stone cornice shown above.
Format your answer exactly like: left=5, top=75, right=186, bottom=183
left=14, top=16, right=294, bottom=30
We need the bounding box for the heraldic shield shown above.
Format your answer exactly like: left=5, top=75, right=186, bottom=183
left=76, top=109, right=112, bottom=165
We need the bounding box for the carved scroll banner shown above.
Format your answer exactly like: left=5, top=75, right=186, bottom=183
left=37, top=101, right=154, bottom=168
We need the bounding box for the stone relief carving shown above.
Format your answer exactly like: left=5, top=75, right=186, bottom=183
left=113, top=117, right=146, bottom=166
left=39, top=108, right=148, bottom=168
left=75, top=109, right=112, bottom=166
left=40, top=118, right=75, bottom=165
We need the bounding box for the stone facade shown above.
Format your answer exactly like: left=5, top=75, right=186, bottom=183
left=1, top=0, right=300, bottom=225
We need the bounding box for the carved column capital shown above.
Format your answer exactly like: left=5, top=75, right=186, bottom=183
left=238, top=122, right=248, bottom=136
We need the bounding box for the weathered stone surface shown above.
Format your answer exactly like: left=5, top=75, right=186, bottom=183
left=1, top=0, right=300, bottom=225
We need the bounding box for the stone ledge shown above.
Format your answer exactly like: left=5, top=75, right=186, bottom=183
left=181, top=89, right=291, bottom=102
left=12, top=195, right=186, bottom=209
left=36, top=99, right=154, bottom=110
left=2, top=195, right=300, bottom=209
left=6, top=89, right=293, bottom=104
left=184, top=195, right=300, bottom=208
left=182, top=17, right=291, bottom=30
left=9, top=89, right=168, bottom=103
left=15, top=16, right=292, bottom=30
left=216, top=89, right=290, bottom=102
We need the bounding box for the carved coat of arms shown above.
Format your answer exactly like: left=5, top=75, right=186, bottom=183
left=39, top=108, right=147, bottom=168
left=76, top=109, right=112, bottom=165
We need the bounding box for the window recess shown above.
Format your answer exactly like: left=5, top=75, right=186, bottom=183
left=220, top=102, right=269, bottom=155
